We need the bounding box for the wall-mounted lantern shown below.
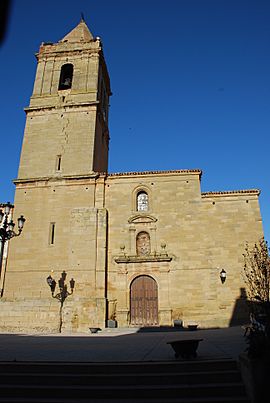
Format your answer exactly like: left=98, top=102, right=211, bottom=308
left=220, top=268, right=227, bottom=284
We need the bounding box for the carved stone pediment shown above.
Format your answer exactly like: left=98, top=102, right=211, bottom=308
left=114, top=253, right=172, bottom=264
left=128, top=214, right=157, bottom=224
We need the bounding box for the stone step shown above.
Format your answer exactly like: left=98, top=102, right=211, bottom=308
left=0, top=398, right=250, bottom=403
left=0, top=369, right=242, bottom=386
left=0, top=359, right=238, bottom=374
left=0, top=359, right=249, bottom=402
left=0, top=383, right=247, bottom=399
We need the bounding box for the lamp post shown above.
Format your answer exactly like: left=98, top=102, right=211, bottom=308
left=46, top=270, right=75, bottom=333
left=0, top=202, right=26, bottom=287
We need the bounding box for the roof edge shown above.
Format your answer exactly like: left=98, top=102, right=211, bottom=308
left=108, top=169, right=202, bottom=177
left=202, top=189, right=260, bottom=197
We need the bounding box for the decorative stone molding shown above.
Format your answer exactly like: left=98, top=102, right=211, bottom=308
left=37, top=49, right=101, bottom=61
left=14, top=172, right=101, bottom=185
left=114, top=253, right=172, bottom=264
left=24, top=101, right=99, bottom=113
left=115, top=241, right=171, bottom=264
left=128, top=214, right=157, bottom=224
left=108, top=169, right=202, bottom=177
left=202, top=189, right=260, bottom=197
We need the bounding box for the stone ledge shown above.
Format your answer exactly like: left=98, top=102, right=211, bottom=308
left=13, top=173, right=100, bottom=185
left=202, top=189, right=260, bottom=197
left=24, top=100, right=99, bottom=113
left=114, top=254, right=172, bottom=263
left=108, top=169, right=202, bottom=177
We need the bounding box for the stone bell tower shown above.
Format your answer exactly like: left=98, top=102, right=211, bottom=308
left=18, top=18, right=111, bottom=180
left=0, top=20, right=111, bottom=333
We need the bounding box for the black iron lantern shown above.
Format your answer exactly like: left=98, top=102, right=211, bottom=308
left=220, top=269, right=227, bottom=284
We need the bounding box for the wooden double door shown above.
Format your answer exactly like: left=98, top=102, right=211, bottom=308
left=130, top=275, right=158, bottom=326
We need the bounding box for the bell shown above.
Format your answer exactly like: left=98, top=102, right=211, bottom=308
left=63, top=77, right=71, bottom=86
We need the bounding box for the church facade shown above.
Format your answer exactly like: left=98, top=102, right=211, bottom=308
left=0, top=20, right=264, bottom=333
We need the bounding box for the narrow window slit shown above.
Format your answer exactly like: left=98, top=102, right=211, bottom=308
left=56, top=155, right=62, bottom=171
left=49, top=223, right=56, bottom=245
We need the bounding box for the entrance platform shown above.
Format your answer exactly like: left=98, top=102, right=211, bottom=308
left=0, top=326, right=247, bottom=362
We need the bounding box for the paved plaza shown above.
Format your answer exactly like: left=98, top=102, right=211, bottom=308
left=0, top=326, right=247, bottom=363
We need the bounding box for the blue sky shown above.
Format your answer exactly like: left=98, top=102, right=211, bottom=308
left=1, top=0, right=270, bottom=242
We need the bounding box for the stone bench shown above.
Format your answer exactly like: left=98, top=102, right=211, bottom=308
left=167, top=338, right=203, bottom=359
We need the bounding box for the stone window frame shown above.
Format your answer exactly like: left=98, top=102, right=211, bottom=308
left=58, top=63, right=74, bottom=90
left=132, top=185, right=152, bottom=213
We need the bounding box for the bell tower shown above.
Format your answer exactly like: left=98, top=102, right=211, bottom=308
left=18, top=19, right=111, bottom=180
left=2, top=20, right=111, bottom=333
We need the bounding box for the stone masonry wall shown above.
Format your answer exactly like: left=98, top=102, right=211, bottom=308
left=105, top=171, right=263, bottom=328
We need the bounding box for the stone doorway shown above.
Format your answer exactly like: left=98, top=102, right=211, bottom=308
left=130, top=275, right=158, bottom=326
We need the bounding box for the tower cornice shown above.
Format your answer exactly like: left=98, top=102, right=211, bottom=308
left=36, top=41, right=102, bottom=61
left=13, top=173, right=102, bottom=186
left=24, top=101, right=100, bottom=114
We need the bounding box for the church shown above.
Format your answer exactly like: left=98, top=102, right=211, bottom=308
left=0, top=20, right=264, bottom=333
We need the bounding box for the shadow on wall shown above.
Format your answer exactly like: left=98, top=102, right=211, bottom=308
left=136, top=287, right=251, bottom=333
left=229, top=287, right=250, bottom=327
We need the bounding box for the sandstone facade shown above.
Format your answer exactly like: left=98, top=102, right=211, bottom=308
left=0, top=20, right=264, bottom=333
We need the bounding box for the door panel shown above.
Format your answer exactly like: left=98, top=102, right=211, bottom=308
left=130, top=275, right=158, bottom=326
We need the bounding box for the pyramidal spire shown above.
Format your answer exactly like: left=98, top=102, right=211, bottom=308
left=59, top=19, right=93, bottom=43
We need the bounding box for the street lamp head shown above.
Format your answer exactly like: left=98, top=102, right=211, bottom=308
left=17, top=215, right=26, bottom=231
left=7, top=220, right=15, bottom=232
left=0, top=209, right=3, bottom=223
left=4, top=202, right=12, bottom=216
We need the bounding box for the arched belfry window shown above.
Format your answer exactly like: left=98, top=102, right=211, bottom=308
left=136, top=231, right=151, bottom=256
left=137, top=191, right=148, bottom=212
left=58, top=64, right=73, bottom=90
